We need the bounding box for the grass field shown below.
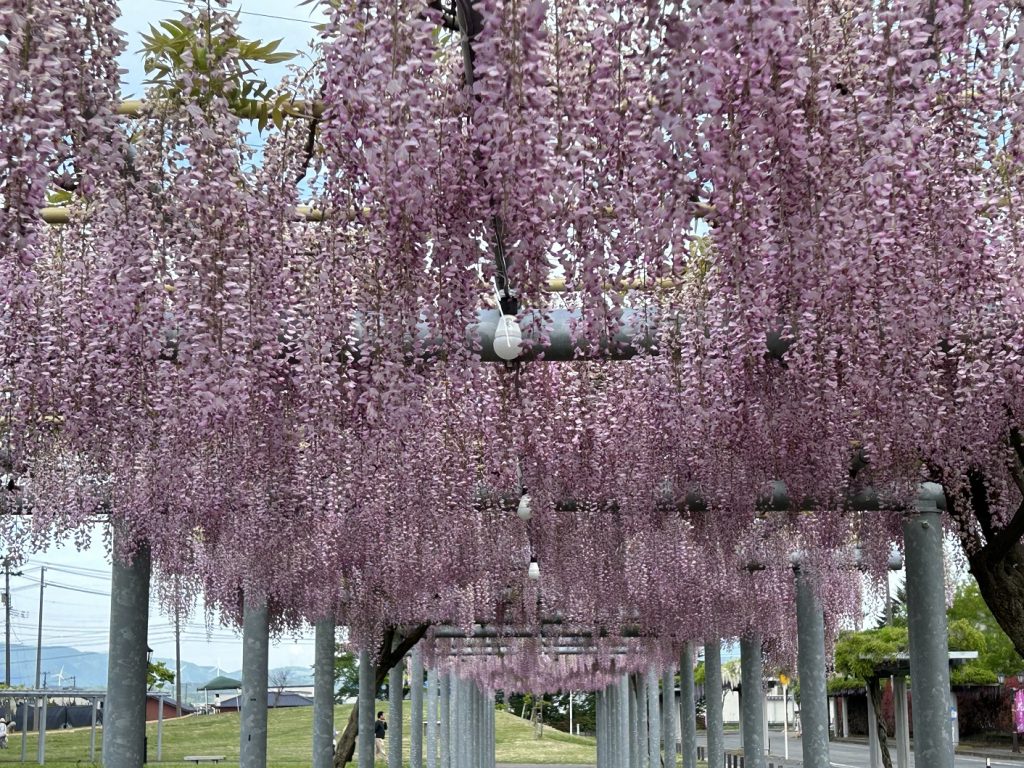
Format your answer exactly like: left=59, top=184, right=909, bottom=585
left=0, top=701, right=597, bottom=767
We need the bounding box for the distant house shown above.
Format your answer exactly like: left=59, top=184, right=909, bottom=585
left=145, top=694, right=195, bottom=722
left=214, top=692, right=314, bottom=711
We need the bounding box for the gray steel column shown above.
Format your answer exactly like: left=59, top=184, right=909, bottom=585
left=595, top=689, right=605, bottom=768
left=795, top=566, right=831, bottom=768
left=637, top=673, right=649, bottom=768
left=240, top=596, right=270, bottom=768
left=358, top=649, right=374, bottom=768
left=646, top=667, right=660, bottom=768
left=628, top=679, right=638, bottom=765
left=705, top=640, right=724, bottom=768
left=89, top=698, right=98, bottom=762
left=426, top=668, right=438, bottom=768
left=739, top=633, right=766, bottom=768
left=618, top=675, right=630, bottom=768
left=410, top=646, right=424, bottom=768
left=662, top=667, right=677, bottom=768
left=450, top=676, right=460, bottom=768
left=680, top=643, right=698, bottom=768
left=389, top=641, right=403, bottom=768
left=894, top=676, right=911, bottom=768
left=903, top=505, right=954, bottom=768
left=313, top=618, right=336, bottom=768
left=440, top=673, right=451, bottom=768
left=101, top=541, right=150, bottom=768
left=38, top=696, right=47, bottom=765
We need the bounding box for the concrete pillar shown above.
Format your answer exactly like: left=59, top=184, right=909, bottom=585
left=410, top=646, right=424, bottom=768
left=596, top=688, right=605, bottom=768
left=101, top=541, right=150, bottom=768
left=358, top=649, right=374, bottom=768
left=662, top=667, right=677, bottom=768
left=388, top=640, right=403, bottom=768
left=739, top=634, right=766, bottom=768
left=903, top=505, right=954, bottom=768
left=894, top=676, right=910, bottom=768
left=38, top=696, right=47, bottom=765
left=313, top=618, right=336, bottom=768
left=426, top=668, right=438, bottom=768
left=240, top=596, right=270, bottom=768
left=680, top=643, right=698, bottom=768
left=704, top=639, right=725, bottom=768
left=440, top=673, right=451, bottom=768
left=795, top=566, right=831, bottom=768
left=637, top=672, right=649, bottom=768
left=629, top=674, right=640, bottom=768
left=618, top=675, right=631, bottom=768
left=841, top=696, right=849, bottom=737
left=646, top=666, right=660, bottom=768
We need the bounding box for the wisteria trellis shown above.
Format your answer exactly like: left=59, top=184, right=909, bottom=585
left=2, top=0, right=1024, bottom=689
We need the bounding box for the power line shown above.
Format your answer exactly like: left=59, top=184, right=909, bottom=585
left=151, top=0, right=321, bottom=26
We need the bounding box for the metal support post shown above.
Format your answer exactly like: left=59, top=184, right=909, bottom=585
left=795, top=565, right=831, bottom=768
left=904, top=503, right=954, bottom=768
left=410, top=646, right=424, bottom=768
left=89, top=698, right=98, bottom=763
left=663, top=667, right=677, bottom=768
left=102, top=540, right=150, bottom=768
left=313, top=618, right=336, bottom=768
left=705, top=639, right=725, bottom=768
left=439, top=673, right=451, bottom=768
left=389, top=639, right=403, bottom=768
left=893, top=676, right=910, bottom=768
left=629, top=674, right=640, bottom=768
left=426, top=668, right=438, bottom=768
left=739, top=634, right=766, bottom=768
left=37, top=695, right=47, bottom=765
left=619, top=675, right=631, bottom=768
left=358, top=649, right=374, bottom=768
left=240, top=596, right=269, bottom=768
left=646, top=666, right=661, bottom=768
left=637, top=672, right=649, bottom=768
left=157, top=693, right=164, bottom=761
left=681, top=643, right=698, bottom=768
left=596, top=689, right=605, bottom=768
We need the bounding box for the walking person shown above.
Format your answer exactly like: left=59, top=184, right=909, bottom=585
left=374, top=710, right=387, bottom=760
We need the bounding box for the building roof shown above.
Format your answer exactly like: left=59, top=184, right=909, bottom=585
left=214, top=692, right=314, bottom=710
left=198, top=676, right=242, bottom=691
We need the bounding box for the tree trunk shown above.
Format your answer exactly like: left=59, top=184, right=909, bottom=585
left=333, top=624, right=429, bottom=768
left=867, top=677, right=893, bottom=768
left=970, top=542, right=1024, bottom=659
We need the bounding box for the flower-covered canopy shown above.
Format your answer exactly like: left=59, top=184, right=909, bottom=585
left=2, top=0, right=1023, bottom=689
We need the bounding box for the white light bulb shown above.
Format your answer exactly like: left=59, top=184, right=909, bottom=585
left=493, top=314, right=523, bottom=361
left=527, top=558, right=540, bottom=580
left=517, top=492, right=532, bottom=520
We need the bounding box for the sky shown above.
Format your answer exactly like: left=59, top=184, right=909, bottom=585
left=7, top=1, right=330, bottom=679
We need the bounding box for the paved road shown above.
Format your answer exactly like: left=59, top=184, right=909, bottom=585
left=698, top=731, right=1024, bottom=767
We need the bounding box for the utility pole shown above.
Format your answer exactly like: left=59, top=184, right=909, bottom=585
left=35, top=567, right=45, bottom=734
left=3, top=558, right=22, bottom=687
left=34, top=568, right=45, bottom=689
left=175, top=605, right=182, bottom=716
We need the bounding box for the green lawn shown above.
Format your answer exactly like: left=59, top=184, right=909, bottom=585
left=0, top=701, right=596, bottom=767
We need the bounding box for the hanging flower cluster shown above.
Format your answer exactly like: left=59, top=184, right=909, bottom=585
left=4, top=0, right=1023, bottom=687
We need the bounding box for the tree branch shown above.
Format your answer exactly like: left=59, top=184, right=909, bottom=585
left=334, top=623, right=430, bottom=767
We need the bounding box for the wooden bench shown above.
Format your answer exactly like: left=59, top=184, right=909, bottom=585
left=183, top=757, right=226, bottom=764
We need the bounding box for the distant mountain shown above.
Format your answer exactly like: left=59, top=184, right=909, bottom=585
left=0, top=644, right=314, bottom=697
